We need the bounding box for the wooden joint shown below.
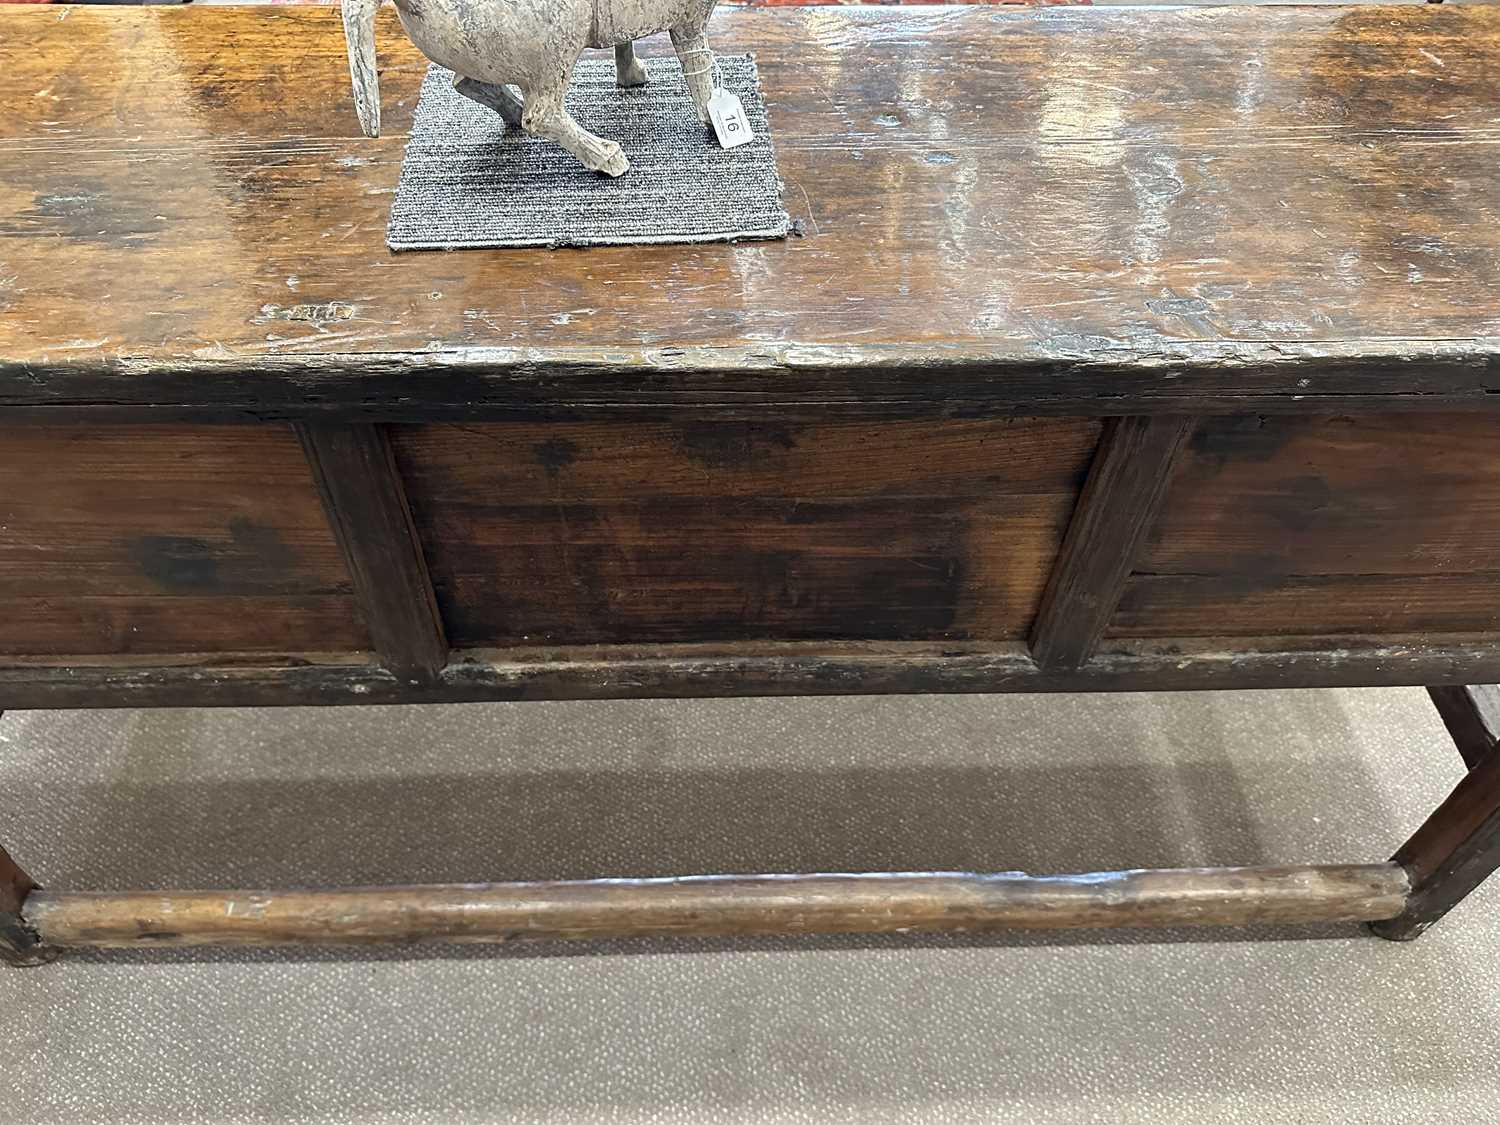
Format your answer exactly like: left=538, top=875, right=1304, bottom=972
left=1370, top=738, right=1500, bottom=940
left=0, top=846, right=55, bottom=967
left=1029, top=415, right=1196, bottom=670
left=296, top=423, right=448, bottom=685
left=1427, top=685, right=1500, bottom=770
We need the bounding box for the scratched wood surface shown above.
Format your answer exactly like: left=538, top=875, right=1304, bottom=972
left=22, top=865, right=1410, bottom=947
left=0, top=5, right=1497, bottom=415
left=1110, top=414, right=1500, bottom=638
left=392, top=417, right=1097, bottom=644
left=0, top=425, right=369, bottom=656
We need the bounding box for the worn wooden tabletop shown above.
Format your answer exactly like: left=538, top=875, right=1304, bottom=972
left=0, top=4, right=1496, bottom=413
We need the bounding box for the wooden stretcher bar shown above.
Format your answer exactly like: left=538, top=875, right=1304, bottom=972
left=17, top=865, right=1410, bottom=952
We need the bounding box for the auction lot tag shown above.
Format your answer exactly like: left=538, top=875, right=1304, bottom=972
left=708, top=89, right=754, bottom=150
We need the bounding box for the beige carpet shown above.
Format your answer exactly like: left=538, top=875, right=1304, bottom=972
left=2, top=687, right=1496, bottom=1123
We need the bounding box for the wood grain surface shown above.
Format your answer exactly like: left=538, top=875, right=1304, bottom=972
left=393, top=418, right=1097, bottom=644
left=0, top=845, right=51, bottom=966
left=1371, top=745, right=1500, bottom=939
left=0, top=5, right=1497, bottom=417
left=1029, top=416, right=1193, bottom=668
left=1428, top=684, right=1500, bottom=769
left=1110, top=414, right=1500, bottom=638
left=0, top=846, right=34, bottom=922
left=7, top=636, right=1500, bottom=711
left=23, top=864, right=1410, bottom=947
left=0, top=425, right=369, bottom=655
left=298, top=424, right=447, bottom=679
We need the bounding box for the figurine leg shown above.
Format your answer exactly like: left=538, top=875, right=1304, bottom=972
left=452, top=73, right=525, bottom=130
left=615, top=42, right=649, bottom=88
left=669, top=25, right=715, bottom=125
left=519, top=68, right=630, bottom=177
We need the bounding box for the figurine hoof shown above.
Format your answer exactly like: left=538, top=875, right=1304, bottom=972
left=597, top=147, right=630, bottom=177
left=617, top=65, right=650, bottom=88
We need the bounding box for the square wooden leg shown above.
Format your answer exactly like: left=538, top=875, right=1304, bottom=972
left=1427, top=685, right=1500, bottom=769
left=1370, top=686, right=1500, bottom=940
left=0, top=844, right=54, bottom=967
left=0, top=709, right=50, bottom=966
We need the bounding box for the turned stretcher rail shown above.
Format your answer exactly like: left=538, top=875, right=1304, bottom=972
left=21, top=864, right=1410, bottom=948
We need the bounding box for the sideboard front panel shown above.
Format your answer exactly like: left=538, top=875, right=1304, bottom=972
left=393, top=419, right=1100, bottom=646
left=1111, top=414, right=1500, bottom=638
left=0, top=425, right=369, bottom=657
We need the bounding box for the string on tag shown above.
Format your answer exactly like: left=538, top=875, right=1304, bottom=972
left=678, top=46, right=721, bottom=90
left=680, top=47, right=754, bottom=149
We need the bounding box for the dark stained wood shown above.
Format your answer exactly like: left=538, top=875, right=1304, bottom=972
left=0, top=845, right=52, bottom=967
left=0, top=6, right=1498, bottom=420
left=23, top=864, right=1409, bottom=948
left=1428, top=685, right=1500, bottom=770
left=1112, top=414, right=1500, bottom=640
left=0, top=425, right=369, bottom=656
left=392, top=419, right=1097, bottom=646
left=1115, top=575, right=1500, bottom=640
left=0, top=596, right=371, bottom=661
left=0, top=845, right=37, bottom=919
left=4, top=4, right=1500, bottom=955
left=1030, top=416, right=1194, bottom=669
left=1370, top=747, right=1500, bottom=940
left=297, top=425, right=447, bottom=683
left=5, top=390, right=1500, bottom=427
left=5, top=636, right=1500, bottom=710
left=1135, top=415, right=1500, bottom=578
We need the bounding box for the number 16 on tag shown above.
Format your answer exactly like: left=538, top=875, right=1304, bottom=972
left=708, top=88, right=754, bottom=150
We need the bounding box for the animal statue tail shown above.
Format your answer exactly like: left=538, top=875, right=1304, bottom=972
left=341, top=0, right=382, bottom=138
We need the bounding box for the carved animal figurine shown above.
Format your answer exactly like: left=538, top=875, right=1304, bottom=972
left=341, top=0, right=722, bottom=177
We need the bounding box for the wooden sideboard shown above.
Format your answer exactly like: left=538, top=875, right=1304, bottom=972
left=1, top=3, right=1498, bottom=961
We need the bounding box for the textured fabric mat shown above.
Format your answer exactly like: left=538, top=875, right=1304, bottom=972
left=387, top=54, right=789, bottom=251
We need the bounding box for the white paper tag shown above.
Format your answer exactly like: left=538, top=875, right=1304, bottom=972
left=708, top=89, right=754, bottom=150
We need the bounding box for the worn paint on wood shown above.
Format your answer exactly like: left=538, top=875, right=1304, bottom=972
left=5, top=636, right=1500, bottom=711
left=0, top=845, right=51, bottom=966
left=23, top=864, right=1410, bottom=947
left=0, top=6, right=1497, bottom=416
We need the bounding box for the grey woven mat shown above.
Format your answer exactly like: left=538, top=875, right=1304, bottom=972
left=387, top=55, right=789, bottom=251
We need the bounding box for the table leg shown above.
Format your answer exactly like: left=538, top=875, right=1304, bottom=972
left=1370, top=685, right=1500, bottom=940
left=1, top=844, right=54, bottom=967
left=1427, top=685, right=1500, bottom=769
left=0, top=710, right=52, bottom=966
